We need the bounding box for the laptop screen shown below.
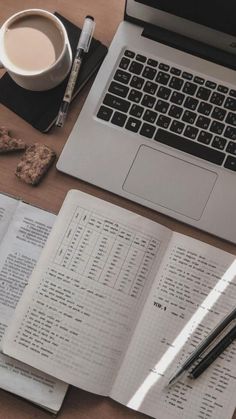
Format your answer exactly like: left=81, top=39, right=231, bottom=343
left=132, top=0, right=236, bottom=37
left=126, top=0, right=236, bottom=37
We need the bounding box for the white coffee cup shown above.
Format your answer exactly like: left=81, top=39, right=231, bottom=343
left=0, top=9, right=72, bottom=91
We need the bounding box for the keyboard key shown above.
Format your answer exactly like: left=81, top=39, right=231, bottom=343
left=229, top=89, right=236, bottom=98
left=196, top=115, right=211, bottom=130
left=157, top=86, right=171, bottom=100
left=212, top=136, right=227, bottom=150
left=97, top=106, right=113, bottom=121
left=170, top=91, right=185, bottom=105
left=205, top=80, right=217, bottom=89
left=111, top=111, right=127, bottom=127
left=103, top=93, right=131, bottom=113
left=197, top=102, right=213, bottom=116
left=210, top=92, right=225, bottom=106
left=136, top=54, right=146, bottom=63
left=217, top=85, right=228, bottom=94
left=194, top=76, right=205, bottom=85
left=147, top=58, right=158, bottom=67
left=196, top=87, right=211, bottom=101
left=184, top=125, right=199, bottom=139
left=211, top=107, right=226, bottom=121
left=169, top=76, right=184, bottom=90
left=183, top=82, right=197, bottom=95
left=224, top=126, right=236, bottom=141
left=155, top=99, right=169, bottom=114
left=130, top=76, right=145, bottom=89
left=140, top=123, right=156, bottom=138
left=184, top=97, right=199, bottom=110
left=119, top=57, right=130, bottom=70
left=182, top=72, right=193, bottom=80
left=224, top=155, right=236, bottom=171
left=154, top=129, right=225, bottom=165
left=156, top=115, right=171, bottom=129
left=143, top=81, right=158, bottom=95
left=159, top=63, right=169, bottom=71
left=124, top=50, right=135, bottom=58
left=128, top=89, right=143, bottom=103
left=142, top=66, right=157, bottom=80
left=170, top=120, right=185, bottom=134
left=170, top=67, right=181, bottom=76
left=168, top=105, right=183, bottom=119
left=198, top=131, right=213, bottom=145
left=224, top=97, right=236, bottom=111
left=108, top=81, right=129, bottom=98
left=156, top=71, right=170, bottom=85
left=182, top=110, right=197, bottom=124
left=114, top=69, right=131, bottom=84
left=125, top=117, right=142, bottom=133
left=141, top=94, right=156, bottom=108
left=129, top=104, right=144, bottom=118
left=226, top=141, right=236, bottom=155
left=226, top=112, right=236, bottom=126
left=210, top=120, right=225, bottom=135
left=143, top=109, right=157, bottom=123
left=129, top=61, right=144, bottom=75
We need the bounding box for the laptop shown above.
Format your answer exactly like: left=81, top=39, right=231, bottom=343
left=57, top=0, right=236, bottom=243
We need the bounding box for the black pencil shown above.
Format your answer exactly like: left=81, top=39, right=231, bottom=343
left=189, top=325, right=236, bottom=379
left=167, top=307, right=236, bottom=387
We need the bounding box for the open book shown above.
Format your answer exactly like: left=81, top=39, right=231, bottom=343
left=0, top=193, right=68, bottom=412
left=3, top=190, right=236, bottom=419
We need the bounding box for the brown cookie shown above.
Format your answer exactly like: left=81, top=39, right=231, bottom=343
left=0, top=134, right=26, bottom=153
left=15, top=143, right=56, bottom=185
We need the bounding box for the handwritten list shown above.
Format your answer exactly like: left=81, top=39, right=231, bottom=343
left=54, top=207, right=160, bottom=299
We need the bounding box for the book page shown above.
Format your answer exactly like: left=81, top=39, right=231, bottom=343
left=0, top=194, right=21, bottom=340
left=3, top=190, right=172, bottom=396
left=0, top=198, right=68, bottom=412
left=111, top=233, right=236, bottom=419
left=0, top=194, right=18, bottom=241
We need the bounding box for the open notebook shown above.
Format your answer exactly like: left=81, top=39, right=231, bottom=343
left=2, top=190, right=236, bottom=419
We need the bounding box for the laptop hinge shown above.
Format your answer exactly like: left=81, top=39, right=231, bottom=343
left=142, top=23, right=236, bottom=71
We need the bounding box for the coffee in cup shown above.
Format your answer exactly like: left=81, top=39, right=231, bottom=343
left=0, top=9, right=72, bottom=91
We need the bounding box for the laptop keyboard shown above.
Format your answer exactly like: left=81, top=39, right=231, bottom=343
left=96, top=49, right=236, bottom=172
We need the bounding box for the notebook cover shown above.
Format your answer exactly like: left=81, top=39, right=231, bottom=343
left=0, top=13, right=107, bottom=132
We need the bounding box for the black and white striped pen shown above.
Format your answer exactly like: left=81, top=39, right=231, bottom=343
left=56, top=15, right=95, bottom=128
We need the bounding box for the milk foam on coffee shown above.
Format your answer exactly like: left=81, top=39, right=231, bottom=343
left=4, top=14, right=64, bottom=72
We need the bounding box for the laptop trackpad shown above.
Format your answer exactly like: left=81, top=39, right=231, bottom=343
left=123, top=145, right=217, bottom=220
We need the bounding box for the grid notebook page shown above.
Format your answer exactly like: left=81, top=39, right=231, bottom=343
left=111, top=233, right=236, bottom=419
left=3, top=190, right=172, bottom=396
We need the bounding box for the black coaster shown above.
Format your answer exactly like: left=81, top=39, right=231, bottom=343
left=0, top=13, right=107, bottom=132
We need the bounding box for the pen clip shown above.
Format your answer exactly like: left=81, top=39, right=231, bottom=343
left=78, top=17, right=96, bottom=52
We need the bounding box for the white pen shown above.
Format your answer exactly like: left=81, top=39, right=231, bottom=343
left=56, top=15, right=95, bottom=128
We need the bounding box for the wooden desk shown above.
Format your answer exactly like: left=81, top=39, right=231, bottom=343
left=0, top=1, right=235, bottom=418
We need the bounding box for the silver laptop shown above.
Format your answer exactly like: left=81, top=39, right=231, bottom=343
left=57, top=0, right=236, bottom=243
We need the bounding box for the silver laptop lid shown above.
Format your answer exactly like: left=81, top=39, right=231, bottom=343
left=125, top=0, right=236, bottom=56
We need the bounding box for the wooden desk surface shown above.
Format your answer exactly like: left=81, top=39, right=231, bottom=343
left=0, top=1, right=235, bottom=418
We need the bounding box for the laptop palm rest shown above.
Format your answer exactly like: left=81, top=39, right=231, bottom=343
left=123, top=145, right=217, bottom=220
